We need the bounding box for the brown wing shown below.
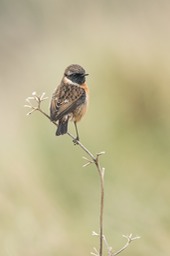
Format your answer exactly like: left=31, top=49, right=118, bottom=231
left=50, top=84, right=86, bottom=121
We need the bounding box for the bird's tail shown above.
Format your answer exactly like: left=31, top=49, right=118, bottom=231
left=56, top=119, right=68, bottom=136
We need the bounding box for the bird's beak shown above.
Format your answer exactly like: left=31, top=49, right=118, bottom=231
left=84, top=73, right=89, bottom=76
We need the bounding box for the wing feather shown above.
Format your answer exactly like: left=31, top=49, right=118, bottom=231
left=50, top=84, right=86, bottom=121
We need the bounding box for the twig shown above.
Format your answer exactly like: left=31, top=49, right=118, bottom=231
left=92, top=232, right=140, bottom=256
left=25, top=92, right=105, bottom=255
left=112, top=234, right=140, bottom=256
left=25, top=92, right=140, bottom=256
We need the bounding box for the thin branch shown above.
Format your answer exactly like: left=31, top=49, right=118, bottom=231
left=25, top=92, right=140, bottom=256
left=91, top=247, right=100, bottom=256
left=112, top=234, right=140, bottom=256
left=25, top=91, right=105, bottom=255
left=102, top=234, right=112, bottom=256
left=96, top=161, right=104, bottom=256
left=92, top=232, right=140, bottom=256
left=82, top=156, right=94, bottom=167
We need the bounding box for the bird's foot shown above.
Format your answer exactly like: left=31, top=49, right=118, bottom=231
left=72, top=137, right=79, bottom=145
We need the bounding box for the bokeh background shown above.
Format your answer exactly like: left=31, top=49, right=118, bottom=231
left=1, top=0, right=170, bottom=255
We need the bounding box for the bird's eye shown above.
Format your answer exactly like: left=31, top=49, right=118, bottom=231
left=75, top=73, right=82, bottom=76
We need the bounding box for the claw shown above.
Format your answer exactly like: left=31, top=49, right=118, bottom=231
left=73, top=137, right=79, bottom=145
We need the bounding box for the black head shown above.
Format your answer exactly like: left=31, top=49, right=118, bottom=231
left=64, top=64, right=88, bottom=85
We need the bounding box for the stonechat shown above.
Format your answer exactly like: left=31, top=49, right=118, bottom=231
left=50, top=64, right=89, bottom=142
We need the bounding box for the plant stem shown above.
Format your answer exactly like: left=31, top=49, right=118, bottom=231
left=26, top=93, right=140, bottom=256
left=37, top=108, right=104, bottom=256
left=96, top=161, right=104, bottom=256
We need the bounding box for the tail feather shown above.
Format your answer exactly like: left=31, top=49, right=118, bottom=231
left=56, top=119, right=68, bottom=136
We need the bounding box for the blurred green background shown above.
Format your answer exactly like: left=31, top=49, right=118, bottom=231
left=1, top=0, right=170, bottom=255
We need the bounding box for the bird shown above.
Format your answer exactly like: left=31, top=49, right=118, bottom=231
left=50, top=64, right=89, bottom=143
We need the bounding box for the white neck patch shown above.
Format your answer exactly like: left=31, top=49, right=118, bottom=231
left=63, top=76, right=79, bottom=86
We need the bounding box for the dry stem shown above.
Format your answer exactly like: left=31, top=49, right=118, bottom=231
left=25, top=92, right=140, bottom=256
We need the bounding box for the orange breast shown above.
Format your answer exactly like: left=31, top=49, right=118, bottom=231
left=73, top=83, right=89, bottom=122
left=80, top=82, right=89, bottom=93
